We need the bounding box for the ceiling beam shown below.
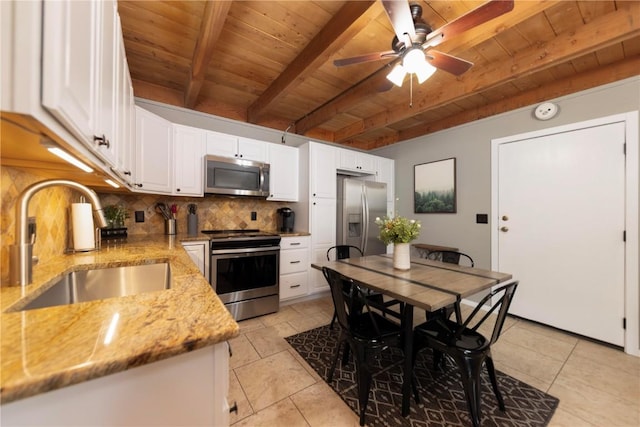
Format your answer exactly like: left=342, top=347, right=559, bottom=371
left=295, top=0, right=557, bottom=135
left=334, top=1, right=640, bottom=143
left=184, top=1, right=232, bottom=109
left=246, top=1, right=378, bottom=124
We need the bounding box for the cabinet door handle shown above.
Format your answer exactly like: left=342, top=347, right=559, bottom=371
left=290, top=242, right=301, bottom=246
left=290, top=260, right=301, bottom=264
left=94, top=134, right=110, bottom=148
left=290, top=284, right=301, bottom=288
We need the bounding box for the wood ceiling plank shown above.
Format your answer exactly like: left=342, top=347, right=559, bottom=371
left=184, top=1, right=232, bottom=108
left=246, top=1, right=378, bottom=124
left=333, top=2, right=640, bottom=142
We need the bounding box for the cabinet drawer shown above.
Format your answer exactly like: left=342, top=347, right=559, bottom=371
left=280, top=272, right=308, bottom=300
left=280, top=249, right=309, bottom=274
left=280, top=237, right=309, bottom=250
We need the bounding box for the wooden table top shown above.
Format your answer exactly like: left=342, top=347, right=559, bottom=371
left=312, top=255, right=512, bottom=312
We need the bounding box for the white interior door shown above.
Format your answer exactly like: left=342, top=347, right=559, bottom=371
left=497, top=122, right=626, bottom=345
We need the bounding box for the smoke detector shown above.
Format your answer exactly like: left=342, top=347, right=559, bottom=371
left=534, top=102, right=559, bottom=120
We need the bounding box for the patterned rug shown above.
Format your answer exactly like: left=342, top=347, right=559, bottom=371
left=286, top=324, right=559, bottom=427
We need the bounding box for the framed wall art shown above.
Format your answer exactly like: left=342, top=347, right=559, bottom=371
left=414, top=158, right=457, bottom=213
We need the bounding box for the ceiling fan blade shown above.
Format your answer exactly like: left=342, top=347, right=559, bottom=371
left=425, top=0, right=514, bottom=45
left=333, top=51, right=398, bottom=67
left=426, top=50, right=473, bottom=76
left=382, top=0, right=416, bottom=46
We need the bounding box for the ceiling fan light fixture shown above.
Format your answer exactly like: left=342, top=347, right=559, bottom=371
left=403, top=48, right=425, bottom=74
left=386, top=63, right=407, bottom=87
left=415, top=61, right=436, bottom=84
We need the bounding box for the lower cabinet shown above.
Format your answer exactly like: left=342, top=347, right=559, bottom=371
left=279, top=236, right=309, bottom=300
left=1, top=343, right=230, bottom=426
left=182, top=240, right=210, bottom=282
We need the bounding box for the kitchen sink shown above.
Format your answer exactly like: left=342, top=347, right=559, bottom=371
left=18, top=263, right=171, bottom=311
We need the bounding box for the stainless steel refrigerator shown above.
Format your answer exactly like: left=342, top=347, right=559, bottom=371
left=336, top=177, right=387, bottom=256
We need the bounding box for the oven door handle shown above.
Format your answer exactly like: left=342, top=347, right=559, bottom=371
left=211, top=246, right=280, bottom=255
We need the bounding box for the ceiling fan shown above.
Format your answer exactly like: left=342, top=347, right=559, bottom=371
left=334, top=0, right=514, bottom=87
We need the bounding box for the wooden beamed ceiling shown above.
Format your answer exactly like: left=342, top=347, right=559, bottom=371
left=119, top=0, right=640, bottom=150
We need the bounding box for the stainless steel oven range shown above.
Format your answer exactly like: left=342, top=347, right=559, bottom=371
left=203, top=229, right=281, bottom=321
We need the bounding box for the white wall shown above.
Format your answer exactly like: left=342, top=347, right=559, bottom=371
left=372, top=76, right=640, bottom=271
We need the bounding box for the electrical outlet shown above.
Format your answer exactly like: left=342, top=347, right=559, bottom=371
left=135, top=211, right=145, bottom=223
left=476, top=214, right=488, bottom=224
left=251, top=211, right=257, bottom=221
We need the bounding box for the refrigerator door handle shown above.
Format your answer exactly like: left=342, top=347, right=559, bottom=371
left=361, top=188, right=369, bottom=253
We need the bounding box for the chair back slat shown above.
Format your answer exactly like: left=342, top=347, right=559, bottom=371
left=323, top=267, right=382, bottom=335
left=456, top=281, right=519, bottom=345
left=427, top=250, right=474, bottom=267
left=327, top=245, right=364, bottom=261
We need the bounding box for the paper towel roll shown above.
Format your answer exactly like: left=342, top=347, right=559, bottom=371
left=72, top=203, right=95, bottom=251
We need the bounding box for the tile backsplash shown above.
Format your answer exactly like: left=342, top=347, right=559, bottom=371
left=1, top=166, right=298, bottom=283
left=98, top=193, right=294, bottom=235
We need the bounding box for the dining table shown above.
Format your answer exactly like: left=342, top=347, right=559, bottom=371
left=311, top=254, right=513, bottom=417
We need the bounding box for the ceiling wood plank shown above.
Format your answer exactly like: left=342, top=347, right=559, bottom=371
left=295, top=0, right=557, bottom=135
left=184, top=1, right=232, bottom=108
left=333, top=1, right=640, bottom=142
left=246, top=1, right=378, bottom=124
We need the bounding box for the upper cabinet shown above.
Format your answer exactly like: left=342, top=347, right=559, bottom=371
left=205, top=131, right=267, bottom=162
left=41, top=0, right=124, bottom=169
left=135, top=109, right=205, bottom=197
left=113, top=16, right=135, bottom=186
left=267, top=144, right=298, bottom=202
left=310, top=143, right=338, bottom=199
left=173, top=124, right=204, bottom=197
left=338, top=149, right=376, bottom=175
left=134, top=107, right=173, bottom=194
left=376, top=157, right=395, bottom=203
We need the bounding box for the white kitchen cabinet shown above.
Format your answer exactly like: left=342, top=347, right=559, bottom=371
left=309, top=197, right=336, bottom=293
left=376, top=157, right=395, bottom=202
left=42, top=0, right=122, bottom=168
left=279, top=236, right=309, bottom=300
left=267, top=143, right=299, bottom=201
left=173, top=124, right=204, bottom=196
left=114, top=15, right=135, bottom=186
left=310, top=142, right=338, bottom=199
left=182, top=240, right=210, bottom=282
left=134, top=106, right=173, bottom=194
left=1, top=344, right=229, bottom=427
left=338, top=149, right=376, bottom=175
left=205, top=131, right=267, bottom=162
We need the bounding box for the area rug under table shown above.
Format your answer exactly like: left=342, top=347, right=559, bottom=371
left=286, top=324, right=559, bottom=427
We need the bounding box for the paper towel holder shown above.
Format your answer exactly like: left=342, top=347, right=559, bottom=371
left=66, top=197, right=102, bottom=253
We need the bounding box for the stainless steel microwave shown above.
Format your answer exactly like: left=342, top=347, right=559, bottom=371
left=204, top=155, right=270, bottom=197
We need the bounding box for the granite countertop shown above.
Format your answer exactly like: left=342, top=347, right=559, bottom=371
left=0, top=235, right=239, bottom=404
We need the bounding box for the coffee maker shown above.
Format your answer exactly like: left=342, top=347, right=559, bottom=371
left=277, top=207, right=295, bottom=232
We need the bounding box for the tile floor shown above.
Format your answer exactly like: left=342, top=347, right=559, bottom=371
left=228, top=295, right=640, bottom=427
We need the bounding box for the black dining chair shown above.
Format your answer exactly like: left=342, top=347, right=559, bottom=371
left=426, top=250, right=475, bottom=267
left=412, top=281, right=519, bottom=427
left=327, top=245, right=403, bottom=329
left=425, top=250, right=475, bottom=322
left=323, top=266, right=416, bottom=426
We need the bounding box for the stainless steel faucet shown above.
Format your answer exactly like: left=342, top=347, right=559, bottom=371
left=9, top=180, right=108, bottom=286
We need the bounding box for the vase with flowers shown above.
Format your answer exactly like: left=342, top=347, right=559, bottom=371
left=375, top=215, right=421, bottom=270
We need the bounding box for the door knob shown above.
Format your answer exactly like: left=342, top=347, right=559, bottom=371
left=502, top=215, right=509, bottom=221
left=500, top=226, right=509, bottom=232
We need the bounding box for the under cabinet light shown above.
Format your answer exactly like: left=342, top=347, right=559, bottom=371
left=104, top=179, right=120, bottom=188
left=43, top=142, right=94, bottom=173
